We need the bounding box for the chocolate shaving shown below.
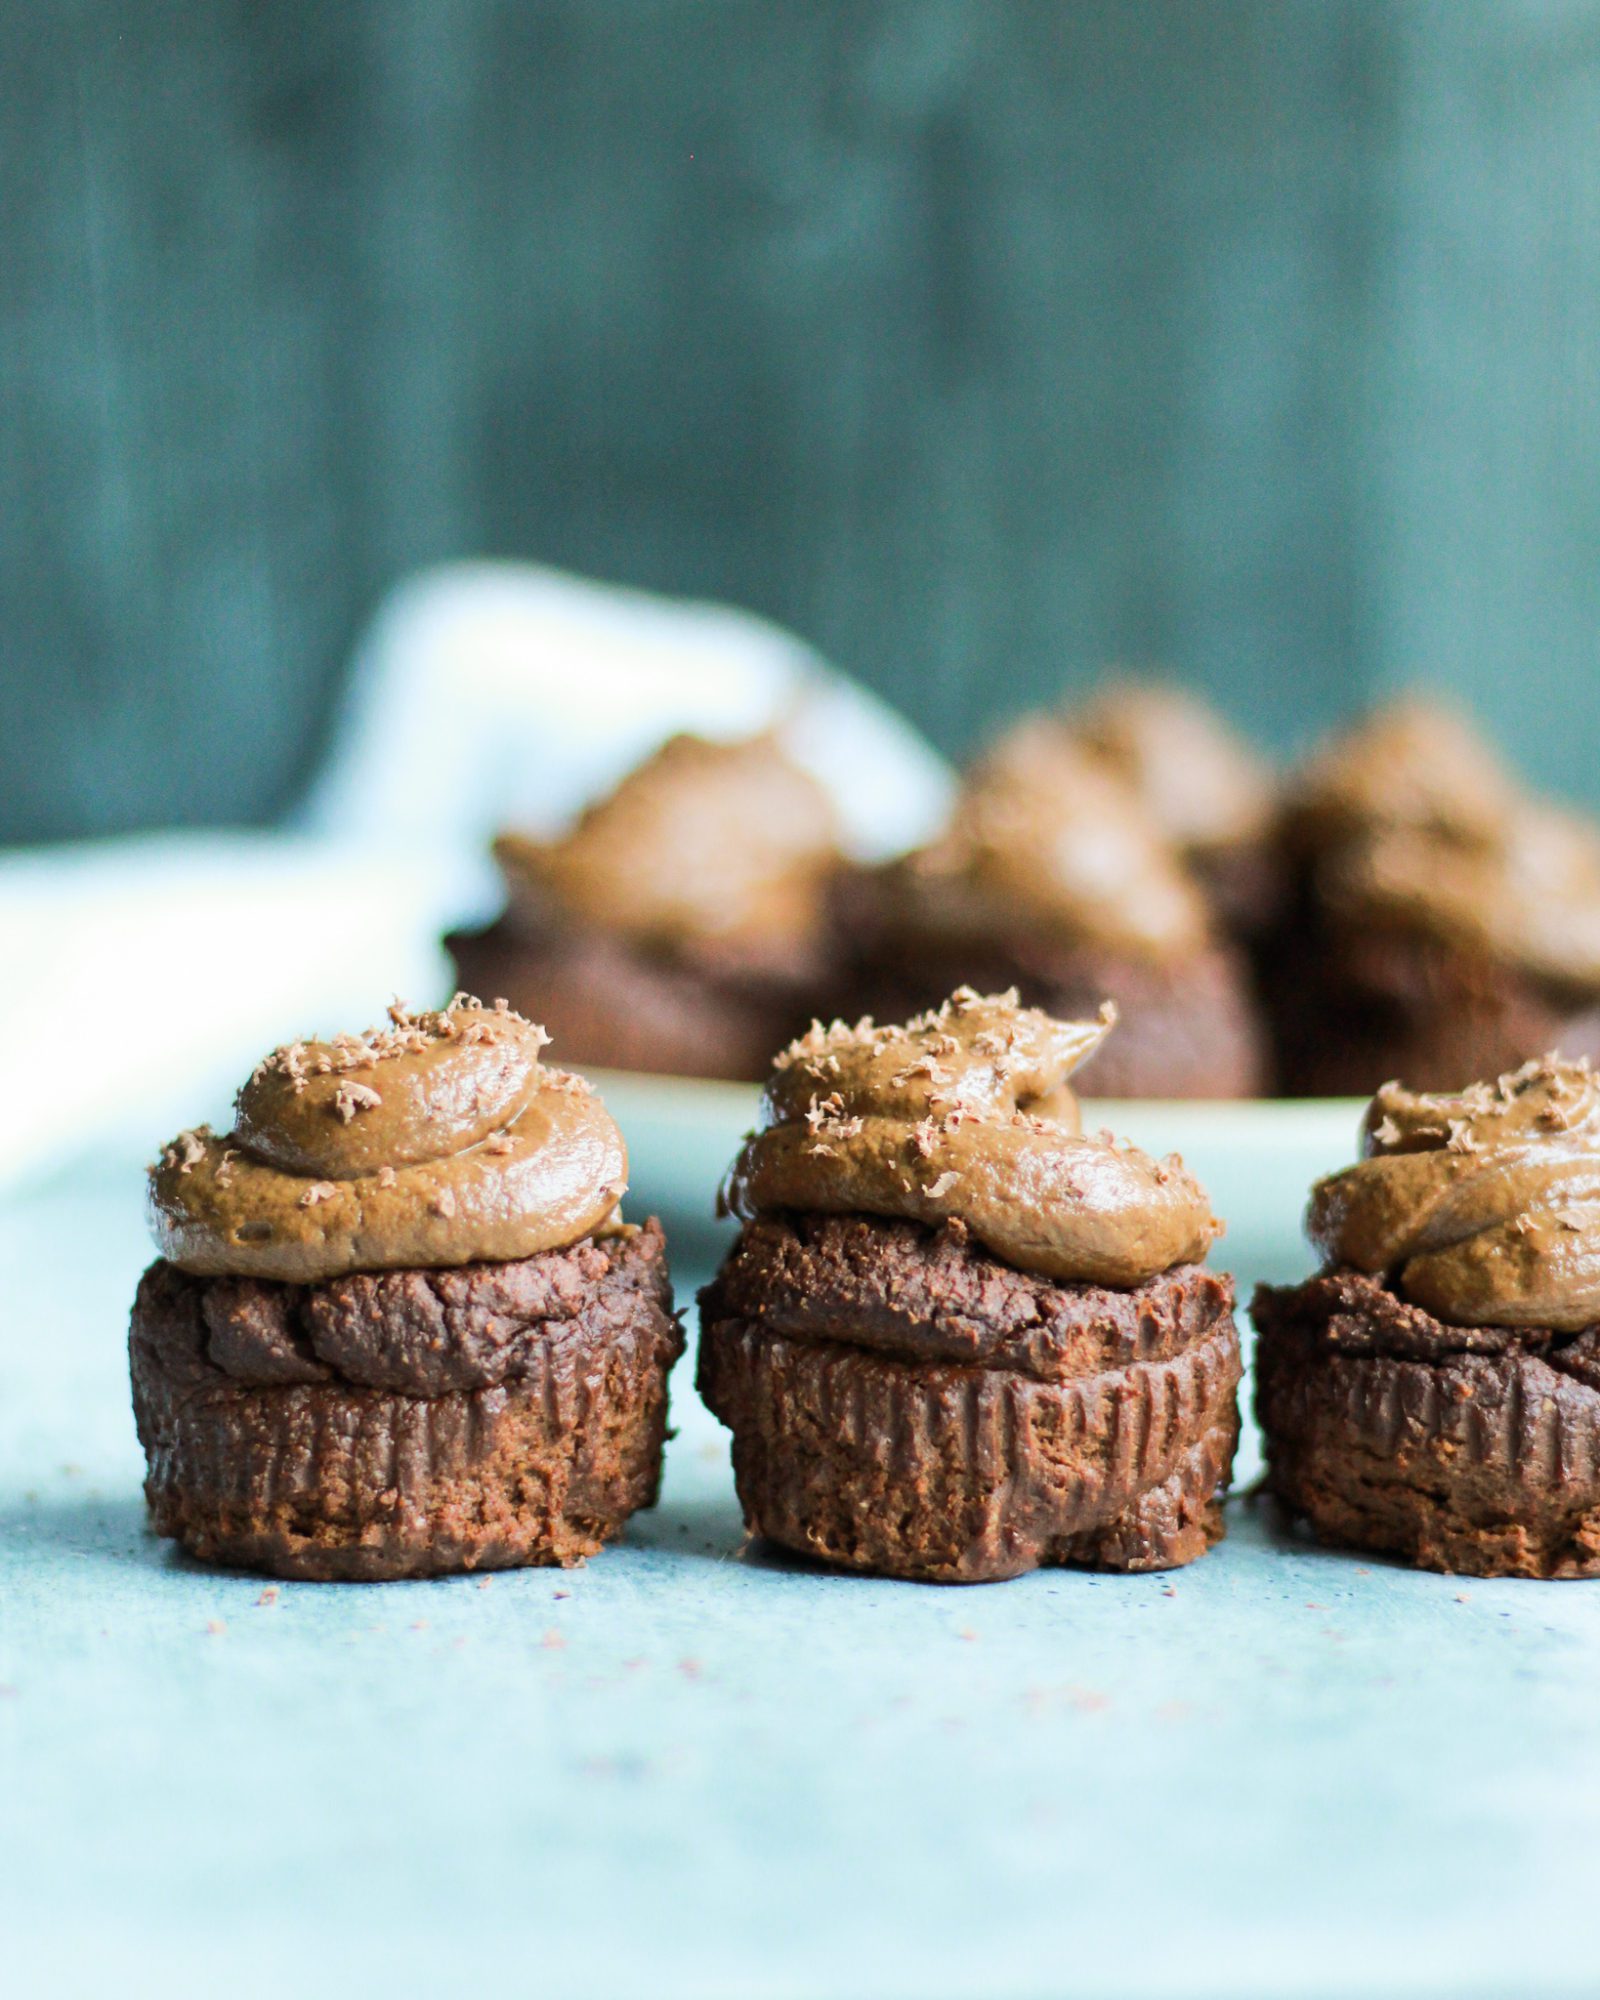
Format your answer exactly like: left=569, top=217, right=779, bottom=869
left=332, top=1080, right=382, bottom=1123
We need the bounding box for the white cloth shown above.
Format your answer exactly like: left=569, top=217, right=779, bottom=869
left=0, top=563, right=951, bottom=1188
left=303, top=560, right=950, bottom=873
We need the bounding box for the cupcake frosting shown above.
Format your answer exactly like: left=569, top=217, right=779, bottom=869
left=1323, top=803, right=1600, bottom=990
left=493, top=732, right=839, bottom=960
left=721, top=989, right=1221, bottom=1285
left=879, top=723, right=1211, bottom=961
left=149, top=999, right=627, bottom=1282
left=1308, top=1058, right=1600, bottom=1330
left=1286, top=697, right=1518, bottom=850
left=1070, top=680, right=1276, bottom=855
left=1284, top=697, right=1600, bottom=989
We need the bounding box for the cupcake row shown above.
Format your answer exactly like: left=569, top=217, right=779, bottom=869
left=448, top=688, right=1600, bottom=1099
left=133, top=989, right=1600, bottom=1583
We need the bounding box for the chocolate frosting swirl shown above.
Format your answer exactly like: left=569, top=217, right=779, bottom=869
left=149, top=999, right=627, bottom=1283
left=1324, top=803, right=1600, bottom=991
left=721, top=989, right=1221, bottom=1286
left=1286, top=699, right=1600, bottom=990
left=1308, top=1058, right=1600, bottom=1331
left=494, top=732, right=839, bottom=965
left=1286, top=697, right=1518, bottom=850
left=1070, top=680, right=1276, bottom=855
left=879, top=723, right=1211, bottom=961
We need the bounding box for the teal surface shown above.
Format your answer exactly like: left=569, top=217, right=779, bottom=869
left=5, top=1160, right=1600, bottom=2000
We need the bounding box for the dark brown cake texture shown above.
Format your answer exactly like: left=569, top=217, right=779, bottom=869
left=1268, top=697, right=1600, bottom=1096
left=448, top=731, right=847, bottom=1081
left=132, top=1226, right=678, bottom=1581
left=697, top=991, right=1243, bottom=1582
left=840, top=721, right=1265, bottom=1099
left=131, top=998, right=682, bottom=1580
left=1254, top=1059, right=1600, bottom=1576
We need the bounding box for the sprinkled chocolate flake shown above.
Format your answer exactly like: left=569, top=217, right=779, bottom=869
left=162, top=1129, right=209, bottom=1176
left=332, top=1080, right=382, bottom=1123
left=299, top=1182, right=338, bottom=1208
left=925, top=1170, right=961, bottom=1198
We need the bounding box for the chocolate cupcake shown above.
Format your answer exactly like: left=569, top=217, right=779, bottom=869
left=1067, top=679, right=1281, bottom=941
left=842, top=725, right=1265, bottom=1098
left=1270, top=698, right=1600, bottom=1095
left=1254, top=1058, right=1600, bottom=1576
left=697, top=990, right=1243, bottom=1581
left=130, top=998, right=682, bottom=1580
left=447, top=733, right=844, bottom=1081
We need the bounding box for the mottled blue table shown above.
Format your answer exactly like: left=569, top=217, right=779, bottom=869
left=4, top=1158, right=1598, bottom=2000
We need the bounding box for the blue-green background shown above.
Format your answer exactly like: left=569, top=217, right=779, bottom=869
left=4, top=0, right=1598, bottom=844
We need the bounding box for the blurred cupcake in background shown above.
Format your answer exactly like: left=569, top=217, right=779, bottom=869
left=840, top=718, right=1266, bottom=1098
left=1065, top=677, right=1282, bottom=942
left=1269, top=696, right=1600, bottom=1094
left=447, top=732, right=847, bottom=1081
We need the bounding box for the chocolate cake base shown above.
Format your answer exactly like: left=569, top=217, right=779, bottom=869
left=447, top=914, right=834, bottom=1082
left=836, top=927, right=1264, bottom=1099
left=698, top=1214, right=1241, bottom=1582
left=1191, top=836, right=1284, bottom=948
left=1254, top=1267, right=1600, bottom=1577
left=130, top=1222, right=682, bottom=1580
left=1267, top=920, right=1600, bottom=1098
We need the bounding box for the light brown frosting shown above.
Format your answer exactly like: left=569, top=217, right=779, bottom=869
left=1308, top=1058, right=1600, bottom=1330
left=721, top=989, right=1221, bottom=1286
left=149, top=999, right=627, bottom=1283
left=1069, top=679, right=1276, bottom=855
left=1287, top=699, right=1600, bottom=989
left=1286, top=696, right=1518, bottom=850
left=1324, top=801, right=1600, bottom=990
left=494, top=732, right=840, bottom=961
left=880, top=723, right=1212, bottom=961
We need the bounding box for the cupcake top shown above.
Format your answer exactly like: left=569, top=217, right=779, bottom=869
left=1307, top=1057, right=1600, bottom=1330
left=148, top=997, right=627, bottom=1283
left=1322, top=799, right=1600, bottom=991
left=877, top=722, right=1212, bottom=961
left=1068, top=679, right=1276, bottom=857
left=721, top=988, right=1220, bottom=1286
left=1286, top=698, right=1600, bottom=988
left=1283, top=696, right=1518, bottom=851
left=493, top=732, right=840, bottom=965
